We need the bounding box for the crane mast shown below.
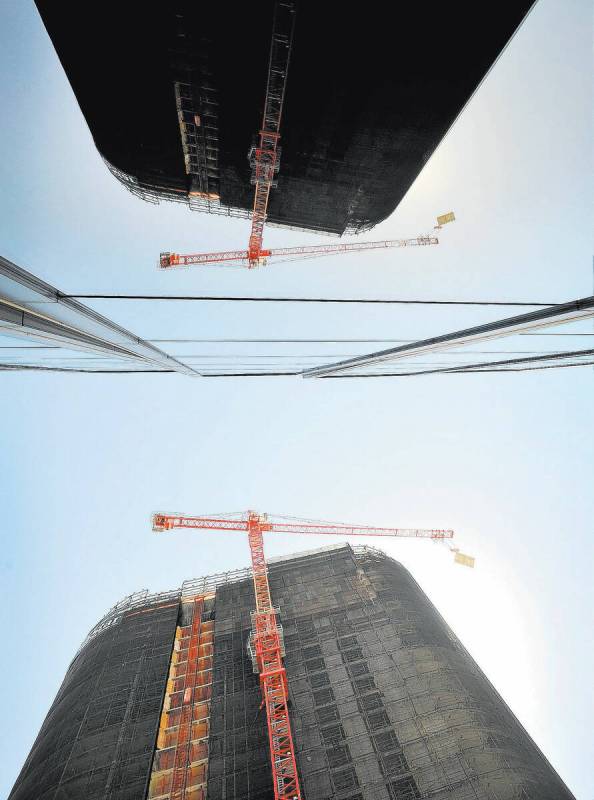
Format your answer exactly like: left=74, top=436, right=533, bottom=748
left=247, top=2, right=296, bottom=267
left=245, top=514, right=301, bottom=800
left=152, top=510, right=465, bottom=800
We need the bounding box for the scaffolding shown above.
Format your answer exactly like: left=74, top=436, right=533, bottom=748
left=75, top=588, right=182, bottom=656
left=9, top=600, right=180, bottom=800
left=187, top=544, right=575, bottom=800
left=149, top=594, right=215, bottom=800
left=174, top=79, right=220, bottom=199
left=103, top=158, right=251, bottom=220
left=10, top=546, right=575, bottom=800
left=269, top=546, right=572, bottom=800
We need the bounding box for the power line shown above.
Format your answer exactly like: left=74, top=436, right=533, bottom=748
left=521, top=333, right=594, bottom=336
left=202, top=372, right=301, bottom=377
left=450, top=361, right=594, bottom=374
left=165, top=350, right=581, bottom=358
left=5, top=355, right=590, bottom=377
left=63, top=294, right=559, bottom=307
left=322, top=348, right=594, bottom=378
left=199, top=359, right=594, bottom=377
left=146, top=334, right=594, bottom=343
left=0, top=364, right=172, bottom=374
left=150, top=338, right=420, bottom=344
left=305, top=295, right=594, bottom=378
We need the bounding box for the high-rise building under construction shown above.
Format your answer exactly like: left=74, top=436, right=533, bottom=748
left=10, top=545, right=574, bottom=800
left=34, top=2, right=534, bottom=236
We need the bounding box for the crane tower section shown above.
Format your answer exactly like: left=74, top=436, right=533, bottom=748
left=247, top=2, right=296, bottom=266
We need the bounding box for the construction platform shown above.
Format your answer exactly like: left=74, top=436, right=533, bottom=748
left=35, top=1, right=534, bottom=235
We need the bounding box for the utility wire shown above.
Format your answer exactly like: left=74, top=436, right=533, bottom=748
left=6, top=357, right=590, bottom=376
left=151, top=338, right=424, bottom=343
left=199, top=360, right=594, bottom=378
left=323, top=348, right=594, bottom=378
left=0, top=364, right=172, bottom=374
left=165, top=350, right=579, bottom=358
left=64, top=294, right=558, bottom=306
left=146, top=334, right=594, bottom=344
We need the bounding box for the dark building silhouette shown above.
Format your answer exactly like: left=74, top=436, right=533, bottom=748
left=34, top=2, right=534, bottom=235
left=10, top=545, right=574, bottom=799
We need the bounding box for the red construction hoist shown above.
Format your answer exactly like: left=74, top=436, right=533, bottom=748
left=152, top=510, right=470, bottom=800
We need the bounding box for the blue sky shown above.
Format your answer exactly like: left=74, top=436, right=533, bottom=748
left=0, top=1, right=592, bottom=797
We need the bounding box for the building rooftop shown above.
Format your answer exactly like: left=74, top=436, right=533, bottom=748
left=75, top=543, right=381, bottom=654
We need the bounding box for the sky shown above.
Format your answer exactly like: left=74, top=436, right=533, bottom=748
left=0, top=0, right=592, bottom=797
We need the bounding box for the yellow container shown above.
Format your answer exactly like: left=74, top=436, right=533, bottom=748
left=437, top=211, right=455, bottom=226
left=454, top=552, right=475, bottom=568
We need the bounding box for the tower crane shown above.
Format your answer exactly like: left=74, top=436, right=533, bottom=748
left=152, top=510, right=473, bottom=800
left=159, top=0, right=453, bottom=270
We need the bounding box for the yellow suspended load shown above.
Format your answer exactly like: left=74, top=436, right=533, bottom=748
left=436, top=211, right=456, bottom=226
left=454, top=551, right=475, bottom=568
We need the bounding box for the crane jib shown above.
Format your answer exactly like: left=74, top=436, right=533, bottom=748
left=161, top=237, right=439, bottom=268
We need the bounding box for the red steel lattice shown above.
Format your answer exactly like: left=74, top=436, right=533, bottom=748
left=152, top=511, right=457, bottom=800
left=247, top=2, right=296, bottom=267
left=152, top=513, right=453, bottom=540
left=159, top=235, right=439, bottom=268
left=247, top=514, right=302, bottom=800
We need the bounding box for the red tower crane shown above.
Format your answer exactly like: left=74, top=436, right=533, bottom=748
left=160, top=0, right=301, bottom=271
left=158, top=0, right=453, bottom=270
left=152, top=510, right=470, bottom=800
